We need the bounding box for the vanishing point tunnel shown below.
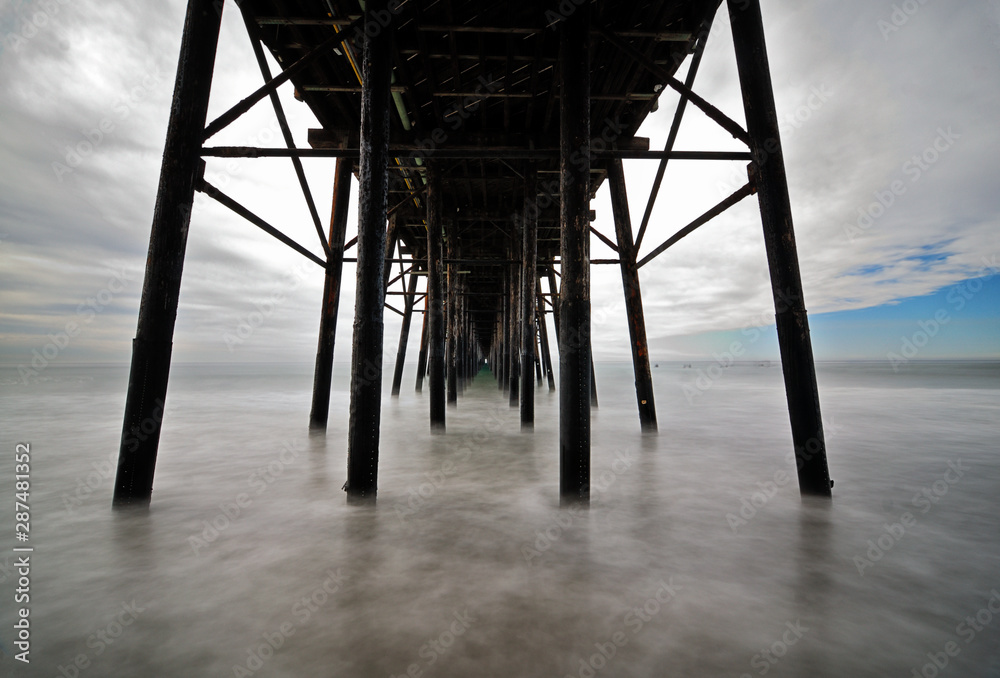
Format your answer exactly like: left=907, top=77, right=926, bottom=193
left=112, top=0, right=833, bottom=507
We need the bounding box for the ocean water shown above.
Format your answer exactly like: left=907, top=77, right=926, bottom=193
left=0, top=360, right=998, bottom=677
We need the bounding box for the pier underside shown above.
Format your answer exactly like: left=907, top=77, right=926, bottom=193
left=113, top=0, right=832, bottom=507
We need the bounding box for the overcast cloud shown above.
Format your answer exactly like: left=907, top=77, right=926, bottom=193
left=1, top=0, right=998, bottom=369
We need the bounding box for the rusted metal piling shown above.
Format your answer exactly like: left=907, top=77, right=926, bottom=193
left=427, top=166, right=446, bottom=430
left=113, top=0, right=223, bottom=508
left=390, top=271, right=420, bottom=397
left=508, top=221, right=521, bottom=409
left=414, top=299, right=428, bottom=393
left=310, top=158, right=353, bottom=429
left=608, top=159, right=657, bottom=432
left=344, top=0, right=394, bottom=503
left=116, top=0, right=833, bottom=509
left=521, top=167, right=538, bottom=428
left=559, top=1, right=592, bottom=503
left=728, top=0, right=832, bottom=496
left=537, top=282, right=556, bottom=391
left=446, top=221, right=458, bottom=406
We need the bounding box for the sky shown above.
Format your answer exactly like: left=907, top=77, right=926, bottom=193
left=1, top=0, right=998, bottom=374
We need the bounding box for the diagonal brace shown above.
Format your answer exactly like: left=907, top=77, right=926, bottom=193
left=198, top=179, right=326, bottom=268
left=634, top=15, right=715, bottom=255
left=637, top=182, right=755, bottom=269
left=594, top=21, right=750, bottom=146
left=203, top=15, right=364, bottom=141
left=239, top=5, right=331, bottom=260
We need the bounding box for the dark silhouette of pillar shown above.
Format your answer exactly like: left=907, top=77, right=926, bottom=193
left=728, top=0, right=832, bottom=496
left=113, top=0, right=224, bottom=508
left=345, top=0, right=394, bottom=503
left=537, top=281, right=556, bottom=391
left=508, top=224, right=521, bottom=408
left=446, top=222, right=458, bottom=405
left=391, top=271, right=420, bottom=397
left=559, top=3, right=591, bottom=503
left=427, top=165, right=446, bottom=429
left=414, top=295, right=429, bottom=392
left=608, top=159, right=657, bottom=431
left=521, top=168, right=538, bottom=427
left=310, top=158, right=353, bottom=430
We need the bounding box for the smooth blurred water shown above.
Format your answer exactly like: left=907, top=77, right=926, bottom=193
left=1, top=360, right=998, bottom=677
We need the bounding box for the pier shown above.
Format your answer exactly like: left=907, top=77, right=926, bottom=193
left=113, top=0, right=832, bottom=508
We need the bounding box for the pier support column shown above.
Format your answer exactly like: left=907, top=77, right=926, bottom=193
left=345, top=0, right=394, bottom=503
left=427, top=165, right=446, bottom=430
left=728, top=0, right=832, bottom=496
left=537, top=281, right=556, bottom=391
left=310, top=158, right=353, bottom=430
left=559, top=3, right=591, bottom=503
left=500, top=292, right=509, bottom=393
left=521, top=168, right=538, bottom=428
left=508, top=224, right=521, bottom=408
left=414, top=295, right=428, bottom=392
left=446, top=223, right=458, bottom=405
left=608, top=159, right=657, bottom=431
left=391, top=271, right=420, bottom=397
left=382, top=213, right=399, bottom=291
left=113, top=0, right=223, bottom=508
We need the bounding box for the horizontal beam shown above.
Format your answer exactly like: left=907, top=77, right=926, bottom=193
left=308, top=128, right=650, bottom=151
left=255, top=18, right=689, bottom=40
left=203, top=147, right=750, bottom=161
